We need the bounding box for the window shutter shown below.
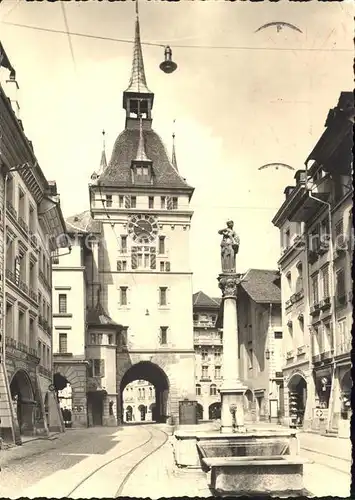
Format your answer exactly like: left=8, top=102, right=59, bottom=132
left=131, top=247, right=138, bottom=270
left=166, top=196, right=173, bottom=210
left=150, top=253, right=156, bottom=269
left=100, top=359, right=105, bottom=377
left=125, top=195, right=131, bottom=208
left=88, top=360, right=93, bottom=377
left=117, top=260, right=122, bottom=271
left=165, top=261, right=170, bottom=272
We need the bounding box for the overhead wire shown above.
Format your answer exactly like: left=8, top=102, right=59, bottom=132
left=1, top=21, right=353, bottom=53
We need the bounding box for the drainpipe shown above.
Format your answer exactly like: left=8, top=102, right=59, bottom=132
left=305, top=159, right=336, bottom=432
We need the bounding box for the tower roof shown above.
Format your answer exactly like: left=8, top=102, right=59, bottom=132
left=124, top=4, right=151, bottom=95
left=133, top=117, right=152, bottom=163
left=98, top=128, right=193, bottom=193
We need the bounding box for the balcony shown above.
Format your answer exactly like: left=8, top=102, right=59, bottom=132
left=194, top=337, right=222, bottom=347
left=320, top=350, right=333, bottom=362
left=6, top=200, right=17, bottom=220
left=310, top=303, right=321, bottom=316
left=6, top=269, right=35, bottom=303
left=320, top=297, right=331, bottom=311
left=285, top=299, right=292, bottom=310
left=193, top=320, right=216, bottom=328
left=317, top=242, right=329, bottom=256
left=337, top=339, right=352, bottom=356
left=5, top=337, right=40, bottom=363
left=18, top=216, right=29, bottom=236
left=200, top=377, right=211, bottom=382
left=29, top=231, right=39, bottom=248
left=312, top=354, right=321, bottom=364
left=297, top=345, right=306, bottom=356
left=29, top=287, right=38, bottom=303
left=290, top=290, right=304, bottom=305
left=308, top=249, right=318, bottom=264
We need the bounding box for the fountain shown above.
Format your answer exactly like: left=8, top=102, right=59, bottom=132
left=173, top=221, right=309, bottom=496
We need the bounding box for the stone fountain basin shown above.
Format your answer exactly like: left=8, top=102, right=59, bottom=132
left=173, top=429, right=299, bottom=468
left=203, top=455, right=309, bottom=496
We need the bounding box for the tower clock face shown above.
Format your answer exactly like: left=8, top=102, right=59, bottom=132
left=127, top=214, right=158, bottom=243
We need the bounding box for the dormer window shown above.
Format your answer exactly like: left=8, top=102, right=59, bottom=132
left=132, top=164, right=152, bottom=184
left=105, top=195, right=112, bottom=208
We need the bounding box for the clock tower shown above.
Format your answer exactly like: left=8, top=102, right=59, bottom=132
left=89, top=7, right=195, bottom=424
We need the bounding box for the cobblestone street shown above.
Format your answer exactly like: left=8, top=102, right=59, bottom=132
left=0, top=425, right=351, bottom=498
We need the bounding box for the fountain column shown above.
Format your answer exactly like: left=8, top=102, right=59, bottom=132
left=218, top=274, right=247, bottom=433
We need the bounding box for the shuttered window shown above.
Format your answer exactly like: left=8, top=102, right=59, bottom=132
left=159, top=287, right=167, bottom=306
left=160, top=327, right=168, bottom=345
left=158, top=236, right=165, bottom=254
left=58, top=294, right=67, bottom=314
left=321, top=266, right=330, bottom=298
left=336, top=268, right=345, bottom=298
left=120, top=287, right=128, bottom=306
left=59, top=333, right=67, bottom=353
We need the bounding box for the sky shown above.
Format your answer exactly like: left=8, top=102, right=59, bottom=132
left=0, top=0, right=353, bottom=296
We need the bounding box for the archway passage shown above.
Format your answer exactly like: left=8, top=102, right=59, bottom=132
left=55, top=375, right=73, bottom=428
left=209, top=402, right=221, bottom=420
left=10, top=370, right=36, bottom=435
left=196, top=403, right=203, bottom=420
left=120, top=362, right=169, bottom=424
left=288, top=374, right=307, bottom=426
left=340, top=370, right=351, bottom=419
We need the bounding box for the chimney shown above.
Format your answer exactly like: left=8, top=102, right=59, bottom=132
left=294, top=170, right=306, bottom=185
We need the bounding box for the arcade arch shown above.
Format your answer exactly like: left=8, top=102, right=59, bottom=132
left=10, top=370, right=36, bottom=435
left=288, top=373, right=307, bottom=425
left=209, top=402, right=221, bottom=420
left=196, top=403, right=203, bottom=420
left=120, top=361, right=169, bottom=424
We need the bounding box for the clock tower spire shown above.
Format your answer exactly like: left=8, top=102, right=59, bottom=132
left=123, top=1, right=154, bottom=130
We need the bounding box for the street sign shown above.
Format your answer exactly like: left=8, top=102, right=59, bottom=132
left=315, top=409, right=323, bottom=418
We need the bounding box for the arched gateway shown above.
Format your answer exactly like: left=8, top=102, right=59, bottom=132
left=120, top=362, right=169, bottom=424
left=10, top=370, right=36, bottom=435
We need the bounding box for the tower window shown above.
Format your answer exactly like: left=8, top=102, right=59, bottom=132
left=196, top=384, right=201, bottom=396
left=58, top=294, right=67, bottom=314
left=59, top=333, right=67, bottom=354
left=117, top=260, right=127, bottom=271
left=121, top=236, right=127, bottom=253
left=105, top=195, right=112, bottom=208
left=158, top=236, right=165, bottom=254
left=160, top=262, right=165, bottom=272
left=119, top=195, right=124, bottom=208
left=160, top=326, right=168, bottom=345
left=159, top=287, right=167, bottom=306
left=131, top=196, right=137, bottom=208
left=120, top=287, right=128, bottom=306
left=149, top=197, right=154, bottom=209
left=161, top=196, right=166, bottom=209
left=172, top=197, right=178, bottom=209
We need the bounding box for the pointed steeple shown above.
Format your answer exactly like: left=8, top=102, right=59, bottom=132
left=171, top=121, right=178, bottom=172
left=90, top=130, right=108, bottom=184
left=125, top=1, right=151, bottom=95
left=99, top=130, right=107, bottom=173
left=123, top=1, right=154, bottom=129
left=134, top=113, right=151, bottom=163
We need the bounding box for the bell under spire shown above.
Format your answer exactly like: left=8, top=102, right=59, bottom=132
left=123, top=1, right=154, bottom=128
left=125, top=1, right=151, bottom=95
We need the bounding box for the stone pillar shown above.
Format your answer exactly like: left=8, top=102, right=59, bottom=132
left=218, top=274, right=247, bottom=433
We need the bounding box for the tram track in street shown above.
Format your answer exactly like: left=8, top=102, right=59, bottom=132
left=66, top=425, right=169, bottom=498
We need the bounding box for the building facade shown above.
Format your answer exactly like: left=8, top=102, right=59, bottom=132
left=216, top=269, right=283, bottom=423
left=272, top=92, right=353, bottom=436
left=193, top=291, right=222, bottom=421
left=237, top=269, right=283, bottom=423
left=0, top=42, right=67, bottom=444
left=53, top=12, right=195, bottom=426
left=122, top=379, right=155, bottom=423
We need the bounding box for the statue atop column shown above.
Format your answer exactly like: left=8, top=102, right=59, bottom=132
left=218, top=220, right=240, bottom=274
